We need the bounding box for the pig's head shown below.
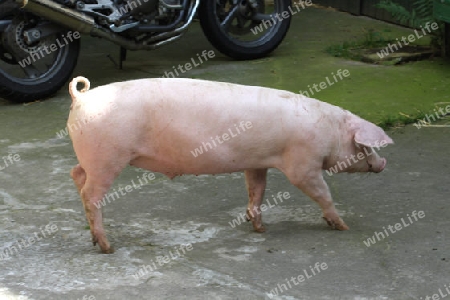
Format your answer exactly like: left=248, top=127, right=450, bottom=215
left=326, top=114, right=394, bottom=174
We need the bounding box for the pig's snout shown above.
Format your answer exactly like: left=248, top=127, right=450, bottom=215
left=370, top=157, right=386, bottom=173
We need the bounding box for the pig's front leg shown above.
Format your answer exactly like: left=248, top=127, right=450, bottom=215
left=244, top=169, right=268, bottom=233
left=288, top=171, right=349, bottom=231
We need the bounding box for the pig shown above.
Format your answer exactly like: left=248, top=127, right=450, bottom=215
left=67, top=76, right=393, bottom=254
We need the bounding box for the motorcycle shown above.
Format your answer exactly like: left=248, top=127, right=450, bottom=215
left=0, top=0, right=291, bottom=102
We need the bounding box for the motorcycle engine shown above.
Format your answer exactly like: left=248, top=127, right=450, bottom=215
left=69, top=0, right=165, bottom=26
left=116, top=0, right=160, bottom=20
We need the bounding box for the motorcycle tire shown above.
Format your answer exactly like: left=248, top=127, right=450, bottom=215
left=199, top=0, right=292, bottom=60
left=0, top=2, right=18, bottom=19
left=0, top=20, right=81, bottom=103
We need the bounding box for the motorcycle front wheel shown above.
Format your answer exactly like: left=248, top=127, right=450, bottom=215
left=0, top=11, right=80, bottom=103
left=199, top=0, right=292, bottom=60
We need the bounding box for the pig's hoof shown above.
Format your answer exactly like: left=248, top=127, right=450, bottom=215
left=245, top=209, right=253, bottom=222
left=336, top=223, right=349, bottom=231
left=322, top=217, right=349, bottom=231
left=253, top=225, right=266, bottom=233
left=101, top=246, right=115, bottom=254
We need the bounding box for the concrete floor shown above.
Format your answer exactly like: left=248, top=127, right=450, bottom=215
left=0, top=6, right=449, bottom=300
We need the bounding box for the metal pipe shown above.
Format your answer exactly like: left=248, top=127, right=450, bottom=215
left=144, top=0, right=198, bottom=43
left=16, top=0, right=197, bottom=50
left=17, top=0, right=95, bottom=34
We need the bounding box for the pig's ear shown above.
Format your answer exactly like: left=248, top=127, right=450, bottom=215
left=353, top=119, right=394, bottom=147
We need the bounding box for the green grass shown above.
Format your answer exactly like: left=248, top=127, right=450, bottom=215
left=378, top=111, right=427, bottom=129
left=326, top=29, right=396, bottom=61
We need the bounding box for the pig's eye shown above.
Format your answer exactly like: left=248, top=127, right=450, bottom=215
left=367, top=163, right=373, bottom=170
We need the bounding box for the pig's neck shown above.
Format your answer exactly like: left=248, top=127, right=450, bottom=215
left=322, top=111, right=356, bottom=171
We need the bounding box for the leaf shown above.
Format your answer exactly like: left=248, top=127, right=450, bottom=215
left=375, top=0, right=413, bottom=26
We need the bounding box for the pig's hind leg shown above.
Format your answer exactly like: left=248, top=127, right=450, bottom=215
left=71, top=164, right=86, bottom=194
left=72, top=163, right=122, bottom=254
left=71, top=165, right=95, bottom=238
left=244, top=169, right=268, bottom=233
left=285, top=169, right=349, bottom=231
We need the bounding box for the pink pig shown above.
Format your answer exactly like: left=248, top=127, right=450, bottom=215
left=67, top=77, right=393, bottom=253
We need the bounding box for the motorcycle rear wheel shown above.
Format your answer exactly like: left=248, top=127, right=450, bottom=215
left=199, top=0, right=292, bottom=60
left=0, top=12, right=80, bottom=103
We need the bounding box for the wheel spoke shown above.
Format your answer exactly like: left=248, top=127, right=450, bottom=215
left=220, top=5, right=239, bottom=30
left=251, top=13, right=273, bottom=21
left=236, top=13, right=247, bottom=28
left=20, top=63, right=42, bottom=78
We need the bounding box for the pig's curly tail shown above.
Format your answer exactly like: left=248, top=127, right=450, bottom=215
left=69, top=76, right=90, bottom=100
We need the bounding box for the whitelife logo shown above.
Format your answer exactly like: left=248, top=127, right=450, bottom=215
left=421, top=283, right=450, bottom=300
left=132, top=243, right=193, bottom=279
left=363, top=210, right=425, bottom=247
left=161, top=50, right=215, bottom=78
left=413, top=104, right=450, bottom=129
left=56, top=103, right=119, bottom=139
left=117, top=0, right=151, bottom=15
left=18, top=31, right=80, bottom=67
left=0, top=223, right=58, bottom=260
left=94, top=172, right=156, bottom=209
left=377, top=22, right=439, bottom=59
left=325, top=140, right=388, bottom=176
left=267, top=262, right=328, bottom=298
left=250, top=0, right=312, bottom=35
left=299, top=69, right=350, bottom=98
left=0, top=153, right=20, bottom=171
left=228, top=191, right=291, bottom=228
left=190, top=121, right=253, bottom=158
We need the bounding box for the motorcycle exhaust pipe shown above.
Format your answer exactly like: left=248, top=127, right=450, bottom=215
left=16, top=0, right=178, bottom=50
left=17, top=0, right=95, bottom=34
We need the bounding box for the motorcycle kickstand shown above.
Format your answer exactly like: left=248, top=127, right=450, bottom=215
left=107, top=46, right=127, bottom=70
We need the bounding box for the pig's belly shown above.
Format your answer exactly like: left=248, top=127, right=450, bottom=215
left=129, top=151, right=277, bottom=178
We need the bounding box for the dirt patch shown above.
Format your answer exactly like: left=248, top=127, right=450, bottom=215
left=350, top=45, right=436, bottom=65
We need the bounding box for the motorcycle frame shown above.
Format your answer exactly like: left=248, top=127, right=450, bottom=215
left=1, top=0, right=200, bottom=50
